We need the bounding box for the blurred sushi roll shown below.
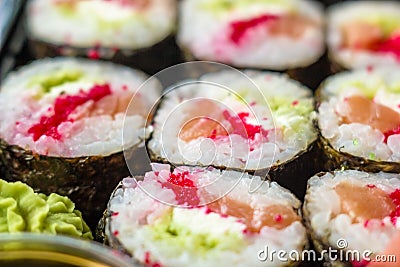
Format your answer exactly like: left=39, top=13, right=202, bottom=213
left=178, top=0, right=324, bottom=70
left=303, top=170, right=400, bottom=265
left=102, top=163, right=308, bottom=267
left=328, top=1, right=400, bottom=71
left=0, top=57, right=161, bottom=228
left=148, top=70, right=319, bottom=198
left=25, top=0, right=180, bottom=74
left=177, top=0, right=326, bottom=88
left=317, top=67, right=400, bottom=172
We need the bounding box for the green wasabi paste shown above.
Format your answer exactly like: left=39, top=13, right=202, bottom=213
left=0, top=179, right=92, bottom=239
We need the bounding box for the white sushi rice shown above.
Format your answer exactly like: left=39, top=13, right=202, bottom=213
left=318, top=67, right=400, bottom=162
left=0, top=57, right=160, bottom=157
left=107, top=163, right=307, bottom=267
left=26, top=0, right=177, bottom=50
left=328, top=1, right=400, bottom=69
left=148, top=70, right=317, bottom=170
left=304, top=170, right=400, bottom=254
left=178, top=0, right=324, bottom=70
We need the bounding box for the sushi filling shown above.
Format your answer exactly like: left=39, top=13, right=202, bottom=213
left=0, top=58, right=159, bottom=157
left=107, top=164, right=306, bottom=266
left=340, top=15, right=400, bottom=60
left=27, top=0, right=176, bottom=50
left=149, top=71, right=316, bottom=170
left=305, top=171, right=400, bottom=254
left=178, top=0, right=324, bottom=69
left=318, top=67, right=400, bottom=161
left=328, top=1, right=400, bottom=68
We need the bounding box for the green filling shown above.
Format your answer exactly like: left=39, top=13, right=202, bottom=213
left=28, top=70, right=83, bottom=94
left=0, top=179, right=92, bottom=239
left=200, top=0, right=292, bottom=13
left=267, top=96, right=315, bottom=141
left=54, top=3, right=77, bottom=17
left=148, top=211, right=244, bottom=257
left=338, top=78, right=400, bottom=98
left=364, top=15, right=400, bottom=37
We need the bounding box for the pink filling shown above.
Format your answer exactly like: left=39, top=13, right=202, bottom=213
left=374, top=34, right=400, bottom=60
left=389, top=189, right=400, bottom=225
left=229, top=14, right=279, bottom=45
left=160, top=171, right=200, bottom=206
left=27, top=83, right=112, bottom=141
left=222, top=111, right=269, bottom=141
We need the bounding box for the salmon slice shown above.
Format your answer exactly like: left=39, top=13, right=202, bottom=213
left=341, top=21, right=383, bottom=50
left=178, top=99, right=230, bottom=142
left=268, top=14, right=315, bottom=39
left=340, top=95, right=400, bottom=133
left=335, top=182, right=396, bottom=223
left=208, top=197, right=300, bottom=232
left=90, top=91, right=148, bottom=118
left=179, top=118, right=229, bottom=142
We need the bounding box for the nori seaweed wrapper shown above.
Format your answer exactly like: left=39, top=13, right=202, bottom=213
left=148, top=137, right=321, bottom=201
left=0, top=139, right=150, bottom=230
left=96, top=177, right=145, bottom=267
left=98, top=175, right=307, bottom=267
left=28, top=36, right=184, bottom=75
left=315, top=86, right=400, bottom=174
left=180, top=46, right=331, bottom=91
left=302, top=172, right=354, bottom=267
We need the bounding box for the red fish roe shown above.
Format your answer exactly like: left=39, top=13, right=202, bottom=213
left=144, top=252, right=151, bottom=265
left=389, top=189, right=400, bottom=225
left=113, top=230, right=119, bottom=236
left=87, top=48, right=100, bottom=60
left=112, top=212, right=119, bottom=217
left=28, top=84, right=112, bottom=141
left=161, top=171, right=200, bottom=206
left=274, top=214, right=282, bottom=222
left=144, top=251, right=162, bottom=267
left=390, top=189, right=400, bottom=205
left=229, top=14, right=279, bottom=45
left=374, top=34, right=400, bottom=61
left=384, top=125, right=400, bottom=143
left=204, top=207, right=213, bottom=214
left=223, top=111, right=268, bottom=141
left=366, top=184, right=376, bottom=189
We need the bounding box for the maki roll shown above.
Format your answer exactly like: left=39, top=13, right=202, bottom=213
left=0, top=57, right=160, bottom=228
left=177, top=0, right=327, bottom=88
left=328, top=1, right=400, bottom=70
left=303, top=170, right=400, bottom=265
left=102, top=163, right=308, bottom=266
left=178, top=0, right=324, bottom=70
left=25, top=0, right=180, bottom=73
left=317, top=67, right=400, bottom=172
left=0, top=178, right=92, bottom=239
left=148, top=70, right=319, bottom=198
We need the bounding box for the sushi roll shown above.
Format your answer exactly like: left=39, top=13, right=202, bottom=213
left=25, top=0, right=180, bottom=74
left=178, top=0, right=324, bottom=70
left=148, top=70, right=319, bottom=198
left=328, top=1, right=400, bottom=70
left=0, top=178, right=92, bottom=239
left=102, top=163, right=308, bottom=267
left=0, top=57, right=161, bottom=229
left=303, top=170, right=400, bottom=265
left=317, top=66, right=400, bottom=172
left=177, top=0, right=326, bottom=88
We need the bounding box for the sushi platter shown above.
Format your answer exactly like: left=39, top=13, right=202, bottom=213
left=1, top=0, right=400, bottom=266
